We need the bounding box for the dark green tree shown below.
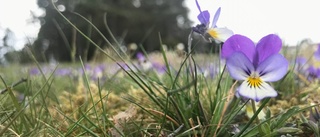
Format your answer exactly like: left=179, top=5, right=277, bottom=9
left=32, top=0, right=192, bottom=62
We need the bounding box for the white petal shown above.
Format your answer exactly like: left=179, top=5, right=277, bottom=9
left=207, top=27, right=234, bottom=42
left=238, top=81, right=278, bottom=102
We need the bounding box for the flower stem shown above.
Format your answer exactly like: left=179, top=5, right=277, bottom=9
left=251, top=99, right=264, bottom=135
left=251, top=99, right=259, bottom=123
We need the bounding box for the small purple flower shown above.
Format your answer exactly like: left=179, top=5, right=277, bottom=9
left=307, top=66, right=320, bottom=80
left=198, top=63, right=219, bottom=79
left=136, top=52, right=152, bottom=71
left=314, top=44, right=320, bottom=60
left=294, top=56, right=308, bottom=73
left=152, top=62, right=167, bottom=74
left=55, top=68, right=72, bottom=76
left=222, top=34, right=288, bottom=101
left=29, top=68, right=40, bottom=75
left=91, top=64, right=106, bottom=80
left=192, top=0, right=233, bottom=42
left=136, top=52, right=146, bottom=63
left=295, top=57, right=307, bottom=66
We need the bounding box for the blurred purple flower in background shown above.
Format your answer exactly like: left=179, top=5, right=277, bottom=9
left=222, top=34, right=288, bottom=101
left=136, top=52, right=147, bottom=63
left=314, top=44, right=320, bottom=60
left=152, top=62, right=167, bottom=74
left=29, top=67, right=41, bottom=75
left=136, top=52, right=153, bottom=71
left=295, top=57, right=307, bottom=67
left=29, top=66, right=54, bottom=76
left=307, top=66, right=320, bottom=80
left=91, top=64, right=107, bottom=81
left=197, top=63, right=220, bottom=79
left=294, top=56, right=308, bottom=73
left=136, top=52, right=167, bottom=74
left=55, top=68, right=72, bottom=76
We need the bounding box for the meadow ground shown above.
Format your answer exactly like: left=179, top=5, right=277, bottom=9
left=1, top=46, right=320, bottom=136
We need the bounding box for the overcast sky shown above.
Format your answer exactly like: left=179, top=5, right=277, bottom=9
left=0, top=0, right=319, bottom=50
left=186, top=0, right=320, bottom=46
left=0, top=0, right=43, bottom=50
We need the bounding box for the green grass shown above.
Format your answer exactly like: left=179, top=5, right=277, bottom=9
left=0, top=50, right=318, bottom=136
left=0, top=0, right=319, bottom=136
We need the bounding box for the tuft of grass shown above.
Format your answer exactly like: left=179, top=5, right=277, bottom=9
left=0, top=0, right=319, bottom=136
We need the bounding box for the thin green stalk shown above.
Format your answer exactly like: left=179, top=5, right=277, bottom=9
left=191, top=56, right=208, bottom=125
left=51, top=1, right=118, bottom=63
left=0, top=67, right=56, bottom=136
left=235, top=98, right=271, bottom=137
left=83, top=15, right=92, bottom=62
left=80, top=57, right=99, bottom=120
left=156, top=94, right=170, bottom=137
left=36, top=118, right=65, bottom=136
left=97, top=79, right=108, bottom=136
left=0, top=75, right=22, bottom=130
left=52, top=1, right=167, bottom=112
left=54, top=108, right=100, bottom=137
left=251, top=99, right=264, bottom=135
left=103, top=13, right=128, bottom=59
left=158, top=33, right=174, bottom=86
left=0, top=78, right=27, bottom=94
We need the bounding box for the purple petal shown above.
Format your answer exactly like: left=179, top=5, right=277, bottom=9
left=226, top=52, right=254, bottom=80
left=195, top=0, right=202, bottom=13
left=255, top=34, right=282, bottom=64
left=221, top=34, right=256, bottom=62
left=211, top=7, right=221, bottom=28
left=314, top=44, right=320, bottom=60
left=317, top=68, right=320, bottom=79
left=197, top=10, right=210, bottom=25
left=195, top=0, right=210, bottom=25
left=308, top=66, right=316, bottom=73
left=257, top=54, right=288, bottom=82
left=307, top=66, right=318, bottom=79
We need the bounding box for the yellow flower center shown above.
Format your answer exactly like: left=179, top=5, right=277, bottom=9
left=207, top=29, right=218, bottom=38
left=247, top=77, right=262, bottom=88
left=247, top=72, right=262, bottom=88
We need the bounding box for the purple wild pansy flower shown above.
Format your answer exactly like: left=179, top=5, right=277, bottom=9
left=222, top=34, right=288, bottom=101
left=192, top=0, right=233, bottom=42
left=314, top=44, right=320, bottom=60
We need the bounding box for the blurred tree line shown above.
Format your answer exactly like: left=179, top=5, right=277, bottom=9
left=5, top=0, right=192, bottom=63
left=3, top=0, right=219, bottom=64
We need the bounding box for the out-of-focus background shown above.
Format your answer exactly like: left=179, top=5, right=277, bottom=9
left=0, top=0, right=319, bottom=64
